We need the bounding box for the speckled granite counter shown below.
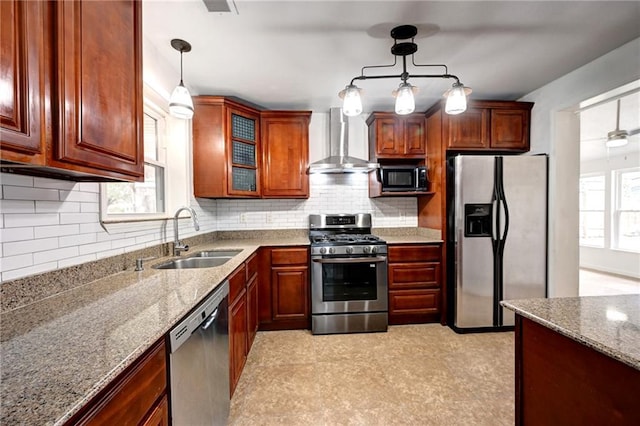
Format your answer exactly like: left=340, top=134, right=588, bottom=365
left=502, top=295, right=640, bottom=370
left=0, top=235, right=308, bottom=425
left=374, top=227, right=443, bottom=244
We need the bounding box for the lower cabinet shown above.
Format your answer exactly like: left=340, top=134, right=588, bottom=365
left=388, top=243, right=443, bottom=325
left=65, top=339, right=168, bottom=425
left=258, top=247, right=310, bottom=330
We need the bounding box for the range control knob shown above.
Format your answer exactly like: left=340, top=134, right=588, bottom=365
left=363, top=246, right=371, bottom=253
left=346, top=247, right=354, bottom=254
left=371, top=246, right=378, bottom=254
left=328, top=247, right=335, bottom=254
left=320, top=247, right=327, bottom=254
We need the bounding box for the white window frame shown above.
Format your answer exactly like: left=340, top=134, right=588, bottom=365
left=579, top=173, right=606, bottom=248
left=100, top=84, right=189, bottom=223
left=612, top=167, right=640, bottom=253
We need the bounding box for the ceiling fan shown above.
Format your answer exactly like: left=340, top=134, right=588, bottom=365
left=604, top=99, right=639, bottom=148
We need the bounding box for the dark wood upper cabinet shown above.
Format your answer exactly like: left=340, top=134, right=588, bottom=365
left=260, top=111, right=311, bottom=198
left=367, top=112, right=426, bottom=159
left=0, top=0, right=48, bottom=165
left=1, top=0, right=144, bottom=181
left=437, top=100, right=533, bottom=152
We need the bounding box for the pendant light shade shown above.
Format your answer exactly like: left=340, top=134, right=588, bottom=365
left=605, top=100, right=630, bottom=148
left=395, top=82, right=415, bottom=115
left=339, top=84, right=363, bottom=117
left=169, top=39, right=194, bottom=120
left=444, top=82, right=471, bottom=115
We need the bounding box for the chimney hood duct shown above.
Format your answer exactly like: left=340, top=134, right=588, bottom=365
left=309, top=108, right=379, bottom=174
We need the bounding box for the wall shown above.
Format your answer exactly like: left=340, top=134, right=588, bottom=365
left=520, top=37, right=640, bottom=297
left=580, top=152, right=640, bottom=278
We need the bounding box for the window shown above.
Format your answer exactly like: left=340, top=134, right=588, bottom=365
left=102, top=104, right=167, bottom=220
left=614, top=168, right=640, bottom=251
left=579, top=175, right=605, bottom=247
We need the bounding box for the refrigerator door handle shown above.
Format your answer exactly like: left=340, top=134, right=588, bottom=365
left=491, top=199, right=499, bottom=242
left=499, top=199, right=510, bottom=242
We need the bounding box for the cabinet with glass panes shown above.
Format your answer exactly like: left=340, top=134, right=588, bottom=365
left=192, top=96, right=261, bottom=198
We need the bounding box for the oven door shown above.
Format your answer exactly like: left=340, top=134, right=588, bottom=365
left=311, top=254, right=388, bottom=314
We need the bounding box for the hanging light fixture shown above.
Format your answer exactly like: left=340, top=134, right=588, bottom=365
left=169, top=39, right=194, bottom=120
left=339, top=25, right=471, bottom=116
left=605, top=99, right=629, bottom=148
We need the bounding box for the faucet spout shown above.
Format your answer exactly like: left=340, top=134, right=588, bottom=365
left=173, top=207, right=200, bottom=256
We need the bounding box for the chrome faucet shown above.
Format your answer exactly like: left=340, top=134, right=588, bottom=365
left=173, top=207, right=200, bottom=256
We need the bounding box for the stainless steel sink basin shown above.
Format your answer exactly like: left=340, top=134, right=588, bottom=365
left=153, top=257, right=232, bottom=269
left=190, top=249, right=242, bottom=258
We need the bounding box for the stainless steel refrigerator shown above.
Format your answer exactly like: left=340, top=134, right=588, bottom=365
left=446, top=154, right=548, bottom=332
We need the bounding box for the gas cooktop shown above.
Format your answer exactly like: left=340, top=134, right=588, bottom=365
left=310, top=233, right=384, bottom=246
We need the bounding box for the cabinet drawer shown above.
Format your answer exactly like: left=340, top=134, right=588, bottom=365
left=388, top=244, right=441, bottom=263
left=389, top=262, right=440, bottom=289
left=246, top=252, right=258, bottom=282
left=271, top=247, right=308, bottom=266
left=389, top=289, right=441, bottom=314
left=229, top=264, right=246, bottom=304
left=76, top=340, right=166, bottom=426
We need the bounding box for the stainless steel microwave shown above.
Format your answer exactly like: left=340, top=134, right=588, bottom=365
left=379, top=165, right=428, bottom=192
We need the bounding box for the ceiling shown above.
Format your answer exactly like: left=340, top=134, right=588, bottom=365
left=142, top=0, right=640, bottom=114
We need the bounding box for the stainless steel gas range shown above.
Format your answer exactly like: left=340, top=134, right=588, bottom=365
left=309, top=213, right=388, bottom=335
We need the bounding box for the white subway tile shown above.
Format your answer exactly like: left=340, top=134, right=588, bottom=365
left=3, top=186, right=59, bottom=201
left=35, top=224, right=80, bottom=238
left=59, top=233, right=96, bottom=247
left=2, top=262, right=57, bottom=282
left=33, top=177, right=76, bottom=190
left=4, top=238, right=58, bottom=256
left=80, top=202, right=99, bottom=213
left=1, top=253, right=33, bottom=272
left=76, top=182, right=100, bottom=193
left=111, top=237, right=137, bottom=249
left=58, top=253, right=97, bottom=269
left=59, top=190, right=99, bottom=203
left=0, top=227, right=35, bottom=243
left=78, top=241, right=112, bottom=255
left=4, top=213, right=59, bottom=228
left=0, top=173, right=34, bottom=187
left=35, top=200, right=81, bottom=213
left=0, top=200, right=35, bottom=213
left=59, top=212, right=99, bottom=224
left=79, top=222, right=105, bottom=234
left=96, top=247, right=124, bottom=259
left=33, top=246, right=79, bottom=263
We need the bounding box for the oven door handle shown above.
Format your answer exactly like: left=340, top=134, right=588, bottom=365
left=312, top=256, right=387, bottom=264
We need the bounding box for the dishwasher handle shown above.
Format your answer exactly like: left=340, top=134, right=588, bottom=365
left=201, top=308, right=218, bottom=330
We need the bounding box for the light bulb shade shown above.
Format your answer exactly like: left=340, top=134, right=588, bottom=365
left=605, top=131, right=629, bottom=148
left=340, top=85, right=363, bottom=117
left=444, top=83, right=469, bottom=115
left=394, top=83, right=415, bottom=115
left=169, top=83, right=194, bottom=119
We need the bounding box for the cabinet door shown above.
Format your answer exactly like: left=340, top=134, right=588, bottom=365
left=389, top=262, right=441, bottom=290
left=229, top=290, right=247, bottom=396
left=261, top=112, right=310, bottom=198
left=447, top=108, right=490, bottom=150
left=403, top=115, right=426, bottom=156
left=271, top=266, right=309, bottom=321
left=0, top=0, right=48, bottom=164
left=490, top=109, right=530, bottom=151
left=141, top=395, right=168, bottom=426
left=246, top=275, right=259, bottom=350
left=53, top=0, right=143, bottom=180
left=227, top=107, right=260, bottom=197
left=374, top=116, right=402, bottom=156
left=388, top=289, right=441, bottom=325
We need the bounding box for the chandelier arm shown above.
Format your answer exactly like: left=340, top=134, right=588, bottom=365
left=359, top=55, right=399, bottom=77
left=409, top=73, right=461, bottom=84
left=411, top=56, right=449, bottom=74
left=350, top=74, right=406, bottom=85
left=350, top=73, right=461, bottom=86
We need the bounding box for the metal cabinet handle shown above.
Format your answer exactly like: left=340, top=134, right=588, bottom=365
left=312, top=256, right=387, bottom=264
left=201, top=308, right=218, bottom=330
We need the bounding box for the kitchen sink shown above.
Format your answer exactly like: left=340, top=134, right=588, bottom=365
left=190, top=249, right=242, bottom=258
left=152, top=249, right=242, bottom=269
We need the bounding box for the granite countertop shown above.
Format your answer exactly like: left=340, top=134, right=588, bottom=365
left=0, top=235, right=308, bottom=426
left=501, top=295, right=640, bottom=370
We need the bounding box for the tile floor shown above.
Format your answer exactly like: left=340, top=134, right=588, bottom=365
left=579, top=268, right=640, bottom=296
left=228, top=324, right=514, bottom=425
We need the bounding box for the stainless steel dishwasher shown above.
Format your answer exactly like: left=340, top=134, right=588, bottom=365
left=168, top=281, right=230, bottom=425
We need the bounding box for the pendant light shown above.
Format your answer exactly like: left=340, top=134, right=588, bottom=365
left=339, top=25, right=471, bottom=116
left=169, top=39, right=194, bottom=120
left=605, top=99, right=629, bottom=148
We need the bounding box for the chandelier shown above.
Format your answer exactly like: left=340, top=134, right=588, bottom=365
left=338, top=25, right=472, bottom=116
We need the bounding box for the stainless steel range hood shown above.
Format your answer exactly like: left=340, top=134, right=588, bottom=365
left=309, top=108, right=379, bottom=174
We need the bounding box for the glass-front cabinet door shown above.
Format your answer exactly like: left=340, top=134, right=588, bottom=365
left=228, top=109, right=260, bottom=196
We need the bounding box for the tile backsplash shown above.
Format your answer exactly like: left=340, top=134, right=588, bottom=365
left=0, top=172, right=416, bottom=282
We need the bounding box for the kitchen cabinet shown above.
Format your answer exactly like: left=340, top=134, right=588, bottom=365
left=260, top=111, right=311, bottom=198
left=426, top=100, right=533, bottom=152
left=367, top=112, right=426, bottom=159
left=387, top=243, right=443, bottom=325
left=1, top=0, right=144, bottom=182
left=258, top=247, right=310, bottom=331
left=193, top=96, right=261, bottom=198
left=228, top=263, right=248, bottom=396
left=65, top=339, right=167, bottom=425
left=246, top=252, right=259, bottom=349
left=514, top=315, right=640, bottom=425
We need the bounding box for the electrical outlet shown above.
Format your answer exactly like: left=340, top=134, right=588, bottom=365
left=239, top=213, right=246, bottom=223
left=266, top=212, right=272, bottom=223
